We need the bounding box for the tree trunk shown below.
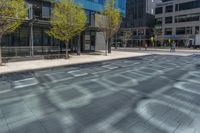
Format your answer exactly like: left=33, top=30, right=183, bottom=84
left=105, top=39, right=108, bottom=56
left=65, top=41, right=69, bottom=59
left=124, top=42, right=126, bottom=48
left=77, top=34, right=81, bottom=56
left=0, top=36, right=2, bottom=65
left=108, top=38, right=111, bottom=54
left=115, top=34, right=117, bottom=49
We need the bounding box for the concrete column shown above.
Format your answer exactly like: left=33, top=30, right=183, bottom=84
left=192, top=26, right=196, bottom=35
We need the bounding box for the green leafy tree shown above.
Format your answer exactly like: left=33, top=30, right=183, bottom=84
left=48, top=0, right=86, bottom=59
left=0, top=0, right=27, bottom=65
left=96, top=0, right=121, bottom=55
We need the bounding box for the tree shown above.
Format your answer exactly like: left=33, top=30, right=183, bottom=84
left=0, top=0, right=27, bottom=65
left=121, top=29, right=132, bottom=48
left=96, top=0, right=121, bottom=55
left=48, top=0, right=86, bottom=59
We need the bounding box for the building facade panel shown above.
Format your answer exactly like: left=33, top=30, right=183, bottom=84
left=155, top=0, right=200, bottom=47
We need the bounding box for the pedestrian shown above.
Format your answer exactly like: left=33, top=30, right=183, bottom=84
left=170, top=41, right=176, bottom=52
left=144, top=43, right=148, bottom=51
left=170, top=43, right=172, bottom=52
left=173, top=41, right=176, bottom=52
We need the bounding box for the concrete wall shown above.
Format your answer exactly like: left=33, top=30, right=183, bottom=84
left=146, top=0, right=161, bottom=15
left=95, top=32, right=106, bottom=51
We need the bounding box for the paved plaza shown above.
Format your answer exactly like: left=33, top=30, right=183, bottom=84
left=0, top=54, right=200, bottom=133
left=0, top=51, right=149, bottom=74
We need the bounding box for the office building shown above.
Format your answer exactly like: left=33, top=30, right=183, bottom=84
left=1, top=0, right=126, bottom=60
left=120, top=0, right=160, bottom=47
left=155, top=0, right=200, bottom=47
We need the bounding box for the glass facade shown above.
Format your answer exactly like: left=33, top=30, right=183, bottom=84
left=165, top=28, right=172, bottom=35
left=175, top=13, right=200, bottom=23
left=155, top=7, right=163, bottom=14
left=155, top=18, right=162, bottom=25
left=75, top=0, right=126, bottom=16
left=2, top=0, right=126, bottom=59
left=176, top=0, right=200, bottom=11
left=165, top=5, right=173, bottom=13
left=165, top=16, right=173, bottom=24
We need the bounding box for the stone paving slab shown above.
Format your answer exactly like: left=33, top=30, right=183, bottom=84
left=0, top=54, right=200, bottom=133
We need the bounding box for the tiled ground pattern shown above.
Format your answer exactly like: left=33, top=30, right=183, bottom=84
left=0, top=54, right=200, bottom=133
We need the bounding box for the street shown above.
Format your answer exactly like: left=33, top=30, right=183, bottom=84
left=0, top=54, right=200, bottom=133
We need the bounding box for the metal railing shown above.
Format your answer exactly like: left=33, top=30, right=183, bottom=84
left=2, top=46, right=66, bottom=61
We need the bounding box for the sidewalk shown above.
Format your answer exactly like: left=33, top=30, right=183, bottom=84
left=114, top=47, right=200, bottom=53
left=0, top=51, right=149, bottom=75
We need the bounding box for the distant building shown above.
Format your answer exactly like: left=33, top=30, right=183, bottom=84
left=119, top=0, right=161, bottom=47
left=155, top=0, right=200, bottom=47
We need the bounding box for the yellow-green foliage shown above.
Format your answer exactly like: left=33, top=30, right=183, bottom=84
left=0, top=0, right=27, bottom=37
left=48, top=0, right=87, bottom=42
left=103, top=0, right=121, bottom=39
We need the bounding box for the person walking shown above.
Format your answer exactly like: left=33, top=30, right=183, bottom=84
left=144, top=43, right=148, bottom=51
left=170, top=41, right=176, bottom=52
left=170, top=43, right=172, bottom=52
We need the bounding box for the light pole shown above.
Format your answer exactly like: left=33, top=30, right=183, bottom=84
left=28, top=4, right=34, bottom=57
left=139, top=34, right=141, bottom=50
left=29, top=22, right=34, bottom=56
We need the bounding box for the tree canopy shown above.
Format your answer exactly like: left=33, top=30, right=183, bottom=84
left=0, top=0, right=27, bottom=37
left=48, top=0, right=86, bottom=58
left=48, top=0, right=87, bottom=42
left=103, top=0, right=121, bottom=39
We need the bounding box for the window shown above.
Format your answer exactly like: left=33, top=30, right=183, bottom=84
left=175, top=4, right=179, bottom=11
left=27, top=4, right=33, bottom=19
left=165, top=28, right=172, bottom=35
left=133, top=30, right=137, bottom=35
left=33, top=3, right=42, bottom=19
left=175, top=13, right=200, bottom=23
left=42, top=2, right=51, bottom=18
left=186, top=27, right=192, bottom=34
left=33, top=27, right=42, bottom=46
left=195, top=26, right=199, bottom=34
left=165, top=16, right=173, bottom=24
left=91, top=12, right=95, bottom=26
left=14, top=27, right=29, bottom=46
left=138, top=30, right=144, bottom=35
left=155, top=18, right=162, bottom=25
left=176, top=0, right=200, bottom=11
left=98, top=0, right=105, bottom=4
left=165, top=5, right=173, bottom=13
left=156, top=29, right=162, bottom=35
left=118, top=0, right=125, bottom=9
left=176, top=27, right=185, bottom=35
left=85, top=10, right=90, bottom=25
left=155, top=7, right=163, bottom=14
